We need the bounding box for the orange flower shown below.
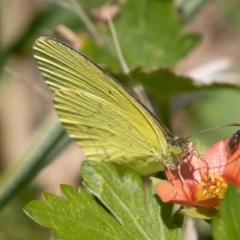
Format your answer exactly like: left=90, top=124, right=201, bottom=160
left=155, top=138, right=240, bottom=208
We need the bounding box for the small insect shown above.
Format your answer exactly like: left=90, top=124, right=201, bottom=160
left=229, top=130, right=240, bottom=149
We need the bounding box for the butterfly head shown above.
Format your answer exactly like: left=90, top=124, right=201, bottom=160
left=167, top=136, right=189, bottom=159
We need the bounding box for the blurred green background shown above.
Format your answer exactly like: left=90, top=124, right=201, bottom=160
left=0, top=0, right=240, bottom=239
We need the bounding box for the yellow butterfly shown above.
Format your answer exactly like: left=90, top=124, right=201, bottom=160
left=33, top=37, right=188, bottom=175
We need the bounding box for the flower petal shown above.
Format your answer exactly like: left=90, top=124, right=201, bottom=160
left=155, top=179, right=194, bottom=204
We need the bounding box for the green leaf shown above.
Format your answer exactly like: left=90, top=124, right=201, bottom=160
left=113, top=0, right=200, bottom=70
left=180, top=207, right=217, bottom=219
left=212, top=184, right=240, bottom=240
left=78, top=0, right=200, bottom=72
left=82, top=161, right=183, bottom=239
left=24, top=161, right=183, bottom=239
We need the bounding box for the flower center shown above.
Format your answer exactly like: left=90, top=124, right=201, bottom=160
left=197, top=172, right=227, bottom=200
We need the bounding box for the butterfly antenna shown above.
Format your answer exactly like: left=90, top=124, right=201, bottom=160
left=186, top=122, right=240, bottom=139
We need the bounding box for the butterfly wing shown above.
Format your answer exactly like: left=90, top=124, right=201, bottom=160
left=33, top=37, right=174, bottom=174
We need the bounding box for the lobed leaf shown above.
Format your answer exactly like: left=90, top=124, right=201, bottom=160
left=24, top=161, right=183, bottom=239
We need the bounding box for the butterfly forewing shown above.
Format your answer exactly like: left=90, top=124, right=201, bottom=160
left=34, top=37, right=176, bottom=174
